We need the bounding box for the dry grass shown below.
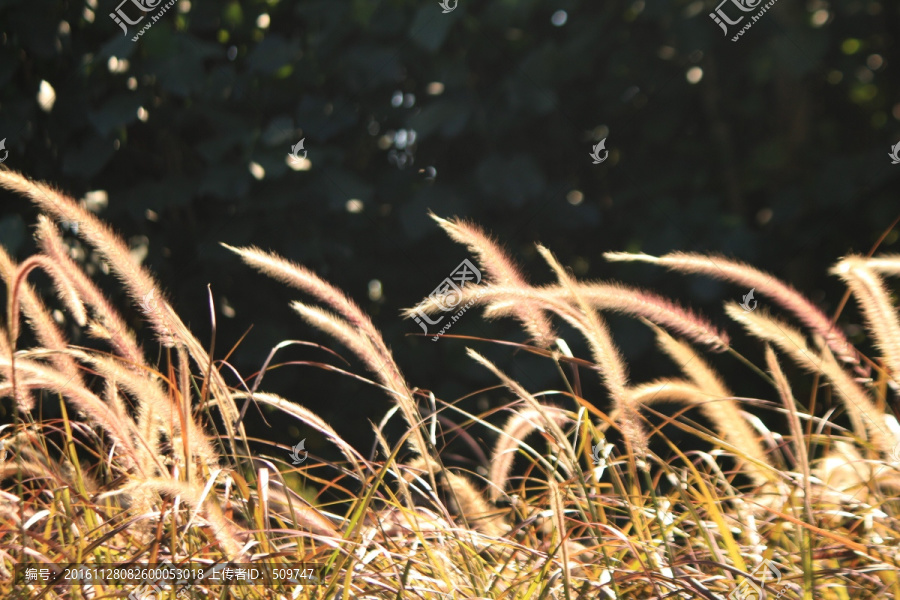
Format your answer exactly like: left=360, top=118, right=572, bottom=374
left=1, top=171, right=899, bottom=599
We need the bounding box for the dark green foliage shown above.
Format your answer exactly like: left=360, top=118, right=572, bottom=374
left=0, top=0, right=897, bottom=450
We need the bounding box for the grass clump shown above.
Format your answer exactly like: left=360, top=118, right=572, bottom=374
left=0, top=170, right=899, bottom=599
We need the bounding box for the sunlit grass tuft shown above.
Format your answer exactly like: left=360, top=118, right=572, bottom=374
left=0, top=171, right=898, bottom=599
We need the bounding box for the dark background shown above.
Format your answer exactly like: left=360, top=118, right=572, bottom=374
left=0, top=0, right=898, bottom=466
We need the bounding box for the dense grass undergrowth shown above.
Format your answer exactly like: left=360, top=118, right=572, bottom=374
left=0, top=168, right=899, bottom=599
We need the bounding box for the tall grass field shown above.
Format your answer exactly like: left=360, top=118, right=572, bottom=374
left=1, top=169, right=899, bottom=599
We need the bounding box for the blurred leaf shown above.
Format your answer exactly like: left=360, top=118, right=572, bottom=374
left=88, top=94, right=142, bottom=136
left=262, top=115, right=295, bottom=147
left=117, top=176, right=193, bottom=220
left=0, top=55, right=19, bottom=88
left=145, top=32, right=220, bottom=97
left=61, top=135, right=116, bottom=178
left=297, top=96, right=358, bottom=141
left=340, top=44, right=403, bottom=89
left=476, top=154, right=546, bottom=207
left=246, top=34, right=301, bottom=75
left=409, top=5, right=457, bottom=52
left=222, top=1, right=244, bottom=27
left=199, top=163, right=252, bottom=199
left=408, top=99, right=470, bottom=137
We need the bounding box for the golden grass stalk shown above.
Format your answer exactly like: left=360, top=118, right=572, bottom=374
left=404, top=283, right=729, bottom=352
left=7, top=254, right=87, bottom=336
left=547, top=476, right=571, bottom=593
left=404, top=455, right=506, bottom=537
left=724, top=303, right=897, bottom=455
left=467, top=348, right=587, bottom=478
left=87, top=352, right=217, bottom=475
left=0, top=248, right=88, bottom=412
left=0, top=169, right=244, bottom=455
left=35, top=215, right=145, bottom=368
left=490, top=406, right=574, bottom=502
left=0, top=249, right=84, bottom=352
left=0, top=355, right=142, bottom=470
left=430, top=213, right=556, bottom=347
left=862, top=254, right=900, bottom=275
left=573, top=283, right=730, bottom=351
left=537, top=245, right=648, bottom=457
left=234, top=390, right=369, bottom=480
left=605, top=251, right=858, bottom=365
left=765, top=345, right=813, bottom=521
left=0, top=171, right=162, bottom=338
left=625, top=378, right=773, bottom=486
left=226, top=244, right=431, bottom=460
left=649, top=326, right=774, bottom=486
left=119, top=476, right=243, bottom=559
left=830, top=256, right=900, bottom=381
left=290, top=302, right=391, bottom=382
left=0, top=325, right=33, bottom=409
